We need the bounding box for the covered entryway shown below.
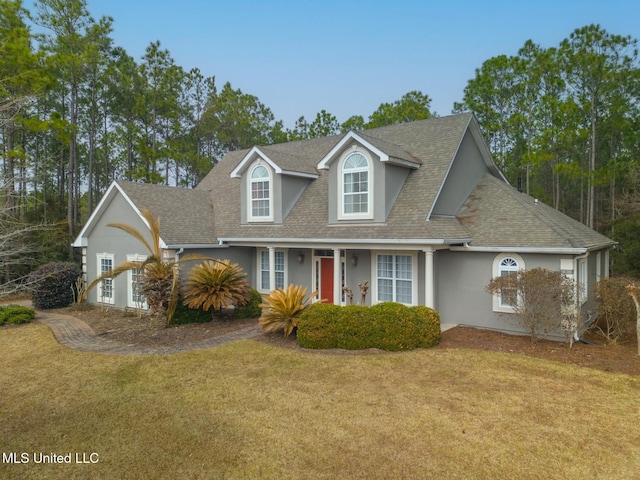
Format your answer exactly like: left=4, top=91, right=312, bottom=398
left=313, top=249, right=345, bottom=305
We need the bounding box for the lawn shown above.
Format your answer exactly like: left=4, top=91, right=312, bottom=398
left=1, top=323, right=639, bottom=479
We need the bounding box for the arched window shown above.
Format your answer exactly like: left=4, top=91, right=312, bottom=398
left=341, top=152, right=370, bottom=217
left=492, top=254, right=524, bottom=312
left=249, top=164, right=271, bottom=220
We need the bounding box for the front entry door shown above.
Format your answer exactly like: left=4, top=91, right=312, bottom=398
left=320, top=257, right=334, bottom=303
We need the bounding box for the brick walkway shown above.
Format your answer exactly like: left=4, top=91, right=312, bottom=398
left=37, top=310, right=262, bottom=356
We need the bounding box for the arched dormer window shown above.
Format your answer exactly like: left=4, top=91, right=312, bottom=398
left=249, top=164, right=272, bottom=221
left=492, top=253, right=525, bottom=312
left=339, top=151, right=372, bottom=219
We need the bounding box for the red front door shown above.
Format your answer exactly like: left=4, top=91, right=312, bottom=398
left=320, top=258, right=334, bottom=303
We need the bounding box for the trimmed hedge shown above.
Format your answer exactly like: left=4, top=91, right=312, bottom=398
left=29, top=262, right=81, bottom=309
left=0, top=304, right=35, bottom=325
left=297, top=302, right=441, bottom=351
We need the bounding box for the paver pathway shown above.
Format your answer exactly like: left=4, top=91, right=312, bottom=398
left=36, top=309, right=262, bottom=355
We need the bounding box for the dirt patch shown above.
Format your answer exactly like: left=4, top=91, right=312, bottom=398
left=46, top=305, right=640, bottom=376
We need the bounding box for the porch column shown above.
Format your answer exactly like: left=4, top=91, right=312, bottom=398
left=268, top=246, right=276, bottom=292
left=424, top=248, right=434, bottom=308
left=333, top=248, right=341, bottom=305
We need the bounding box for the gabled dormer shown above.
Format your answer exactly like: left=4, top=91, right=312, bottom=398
left=317, top=131, right=421, bottom=224
left=230, top=146, right=318, bottom=224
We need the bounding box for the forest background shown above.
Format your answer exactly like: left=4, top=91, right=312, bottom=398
left=2, top=0, right=640, bottom=289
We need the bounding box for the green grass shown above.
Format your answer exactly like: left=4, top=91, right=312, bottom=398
left=1, top=323, right=639, bottom=479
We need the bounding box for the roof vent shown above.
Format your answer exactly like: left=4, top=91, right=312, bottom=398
left=534, top=198, right=539, bottom=206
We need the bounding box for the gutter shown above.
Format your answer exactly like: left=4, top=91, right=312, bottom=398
left=449, top=245, right=589, bottom=255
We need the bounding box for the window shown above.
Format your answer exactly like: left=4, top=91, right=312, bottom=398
left=127, top=254, right=148, bottom=310
left=97, top=253, right=115, bottom=305
left=249, top=164, right=271, bottom=221
left=259, top=249, right=286, bottom=291
left=492, top=253, right=524, bottom=312
left=578, top=258, right=588, bottom=304
left=376, top=253, right=415, bottom=305
left=340, top=152, right=371, bottom=218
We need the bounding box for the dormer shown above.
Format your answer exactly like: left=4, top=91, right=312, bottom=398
left=317, top=131, right=421, bottom=224
left=230, top=146, right=318, bottom=224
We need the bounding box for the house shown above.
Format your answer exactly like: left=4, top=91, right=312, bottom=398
left=72, top=113, right=615, bottom=335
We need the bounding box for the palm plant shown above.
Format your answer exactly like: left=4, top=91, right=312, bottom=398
left=83, top=208, right=206, bottom=326
left=259, top=284, right=318, bottom=337
left=183, top=260, right=251, bottom=315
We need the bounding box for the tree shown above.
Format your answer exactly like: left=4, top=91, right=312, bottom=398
left=0, top=0, right=46, bottom=214
left=366, top=90, right=433, bottom=128
left=199, top=81, right=277, bottom=160
left=308, top=109, right=340, bottom=138
left=559, top=25, right=639, bottom=229
left=35, top=0, right=113, bottom=256
left=341, top=115, right=365, bottom=132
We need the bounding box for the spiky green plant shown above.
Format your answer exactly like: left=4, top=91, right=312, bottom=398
left=183, top=260, right=251, bottom=314
left=83, top=209, right=208, bottom=325
left=259, top=284, right=318, bottom=337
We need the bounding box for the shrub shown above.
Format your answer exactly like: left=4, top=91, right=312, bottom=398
left=170, top=300, right=214, bottom=325
left=593, top=277, right=636, bottom=344
left=0, top=304, right=35, bottom=325
left=259, top=285, right=317, bottom=337
left=29, top=262, right=81, bottom=309
left=486, top=267, right=575, bottom=343
left=235, top=289, right=262, bottom=319
left=296, top=303, right=341, bottom=349
left=297, top=302, right=441, bottom=351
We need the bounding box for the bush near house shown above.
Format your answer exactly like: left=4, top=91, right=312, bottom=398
left=0, top=304, right=35, bottom=325
left=171, top=289, right=262, bottom=324
left=259, top=285, right=317, bottom=337
left=297, top=302, right=441, bottom=351
left=593, top=276, right=636, bottom=343
left=29, top=262, right=81, bottom=309
left=235, top=288, right=262, bottom=319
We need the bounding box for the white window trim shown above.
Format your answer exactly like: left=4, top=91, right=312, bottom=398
left=126, top=254, right=148, bottom=310
left=578, top=258, right=588, bottom=305
left=97, top=253, right=115, bottom=305
left=247, top=161, right=274, bottom=222
left=492, top=253, right=525, bottom=313
left=371, top=251, right=418, bottom=306
left=257, top=248, right=288, bottom=293
left=338, top=147, right=374, bottom=221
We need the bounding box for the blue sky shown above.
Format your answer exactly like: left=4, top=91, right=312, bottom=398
left=36, top=0, right=640, bottom=128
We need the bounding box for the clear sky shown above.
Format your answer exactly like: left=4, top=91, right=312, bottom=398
left=35, top=0, right=640, bottom=128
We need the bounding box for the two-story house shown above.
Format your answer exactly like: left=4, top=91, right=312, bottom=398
left=73, top=113, right=615, bottom=335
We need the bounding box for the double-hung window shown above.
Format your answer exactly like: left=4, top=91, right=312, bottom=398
left=97, top=253, right=115, bottom=305
left=259, top=249, right=286, bottom=292
left=249, top=164, right=271, bottom=221
left=376, top=253, right=414, bottom=305
left=127, top=254, right=148, bottom=309
left=341, top=152, right=371, bottom=218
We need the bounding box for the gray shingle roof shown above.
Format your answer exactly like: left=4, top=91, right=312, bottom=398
left=197, top=114, right=475, bottom=242
left=457, top=174, right=615, bottom=250
left=116, top=181, right=216, bottom=246
left=184, top=113, right=613, bottom=251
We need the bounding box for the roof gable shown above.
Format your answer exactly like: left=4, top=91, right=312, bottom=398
left=73, top=180, right=216, bottom=248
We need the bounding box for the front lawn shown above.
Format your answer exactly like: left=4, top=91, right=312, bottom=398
left=1, top=323, right=639, bottom=479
